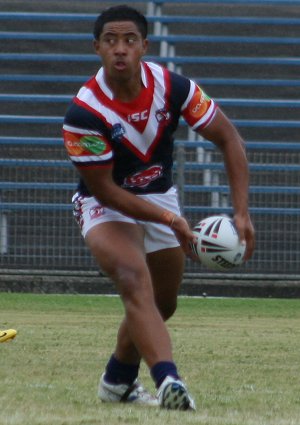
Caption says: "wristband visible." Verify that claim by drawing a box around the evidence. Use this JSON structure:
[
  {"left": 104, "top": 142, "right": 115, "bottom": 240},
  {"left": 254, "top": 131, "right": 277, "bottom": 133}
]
[{"left": 160, "top": 210, "right": 177, "bottom": 228}]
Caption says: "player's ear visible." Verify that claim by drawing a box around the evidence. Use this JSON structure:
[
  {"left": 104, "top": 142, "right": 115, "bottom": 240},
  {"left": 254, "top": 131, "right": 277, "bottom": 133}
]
[
  {"left": 93, "top": 39, "right": 101, "bottom": 55},
  {"left": 142, "top": 38, "right": 149, "bottom": 54}
]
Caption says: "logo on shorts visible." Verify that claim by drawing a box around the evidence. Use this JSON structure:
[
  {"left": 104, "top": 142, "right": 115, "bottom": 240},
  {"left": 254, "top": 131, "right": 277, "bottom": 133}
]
[
  {"left": 89, "top": 206, "right": 104, "bottom": 220},
  {"left": 123, "top": 165, "right": 163, "bottom": 188}
]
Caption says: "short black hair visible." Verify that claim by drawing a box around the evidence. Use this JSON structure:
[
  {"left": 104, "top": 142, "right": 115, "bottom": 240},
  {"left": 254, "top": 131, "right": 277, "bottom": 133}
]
[{"left": 93, "top": 5, "right": 148, "bottom": 40}]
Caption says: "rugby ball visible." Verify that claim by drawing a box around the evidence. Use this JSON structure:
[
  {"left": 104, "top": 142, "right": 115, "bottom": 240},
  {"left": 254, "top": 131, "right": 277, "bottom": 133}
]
[{"left": 192, "top": 215, "right": 246, "bottom": 271}]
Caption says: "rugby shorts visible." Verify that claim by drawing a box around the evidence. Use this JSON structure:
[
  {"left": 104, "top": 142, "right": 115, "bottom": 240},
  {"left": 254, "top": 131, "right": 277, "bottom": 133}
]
[{"left": 72, "top": 186, "right": 181, "bottom": 253}]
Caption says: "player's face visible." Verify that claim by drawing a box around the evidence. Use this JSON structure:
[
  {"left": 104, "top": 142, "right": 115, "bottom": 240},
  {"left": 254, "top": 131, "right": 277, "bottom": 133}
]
[{"left": 94, "top": 21, "right": 148, "bottom": 83}]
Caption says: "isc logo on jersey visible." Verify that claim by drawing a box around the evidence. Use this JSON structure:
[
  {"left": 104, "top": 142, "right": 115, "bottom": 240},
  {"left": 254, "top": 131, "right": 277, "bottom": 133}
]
[
  {"left": 127, "top": 109, "right": 148, "bottom": 123},
  {"left": 64, "top": 131, "right": 109, "bottom": 156},
  {"left": 188, "top": 87, "right": 211, "bottom": 119}
]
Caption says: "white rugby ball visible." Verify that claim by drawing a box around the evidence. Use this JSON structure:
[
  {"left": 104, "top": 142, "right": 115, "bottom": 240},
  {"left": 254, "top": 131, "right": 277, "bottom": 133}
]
[{"left": 192, "top": 215, "right": 246, "bottom": 271}]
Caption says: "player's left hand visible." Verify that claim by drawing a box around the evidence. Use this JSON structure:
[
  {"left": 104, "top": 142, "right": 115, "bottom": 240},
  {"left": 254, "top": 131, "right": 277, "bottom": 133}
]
[{"left": 233, "top": 212, "right": 255, "bottom": 261}]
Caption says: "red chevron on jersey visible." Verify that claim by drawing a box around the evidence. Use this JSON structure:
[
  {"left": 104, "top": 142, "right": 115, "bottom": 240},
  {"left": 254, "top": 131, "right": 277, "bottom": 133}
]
[
  {"left": 74, "top": 62, "right": 171, "bottom": 162},
  {"left": 63, "top": 61, "right": 217, "bottom": 195},
  {"left": 86, "top": 63, "right": 155, "bottom": 134}
]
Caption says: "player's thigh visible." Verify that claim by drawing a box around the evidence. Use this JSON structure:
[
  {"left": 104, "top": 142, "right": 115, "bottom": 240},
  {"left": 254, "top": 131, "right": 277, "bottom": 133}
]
[
  {"left": 146, "top": 246, "right": 185, "bottom": 319},
  {"left": 85, "top": 221, "right": 147, "bottom": 280}
]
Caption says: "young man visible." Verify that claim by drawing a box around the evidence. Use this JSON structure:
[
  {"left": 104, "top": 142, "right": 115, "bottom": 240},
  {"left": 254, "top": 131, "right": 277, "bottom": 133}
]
[{"left": 63, "top": 5, "right": 255, "bottom": 411}]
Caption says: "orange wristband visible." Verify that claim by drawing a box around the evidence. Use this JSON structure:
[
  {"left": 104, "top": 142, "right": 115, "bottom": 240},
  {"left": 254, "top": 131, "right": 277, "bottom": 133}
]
[{"left": 160, "top": 210, "right": 177, "bottom": 228}]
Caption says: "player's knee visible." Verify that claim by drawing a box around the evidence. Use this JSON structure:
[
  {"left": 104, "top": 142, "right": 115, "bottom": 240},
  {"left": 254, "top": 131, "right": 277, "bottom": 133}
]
[{"left": 113, "top": 264, "right": 152, "bottom": 301}]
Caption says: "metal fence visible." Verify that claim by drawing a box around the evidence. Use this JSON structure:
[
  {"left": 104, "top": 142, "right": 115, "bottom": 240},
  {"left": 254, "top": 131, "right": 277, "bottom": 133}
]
[
  {"left": 1, "top": 132, "right": 300, "bottom": 275},
  {"left": 0, "top": 0, "right": 300, "bottom": 276}
]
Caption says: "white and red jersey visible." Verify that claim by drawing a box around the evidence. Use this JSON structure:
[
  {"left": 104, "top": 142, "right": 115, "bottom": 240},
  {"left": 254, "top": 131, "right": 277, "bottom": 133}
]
[{"left": 63, "top": 61, "right": 217, "bottom": 195}]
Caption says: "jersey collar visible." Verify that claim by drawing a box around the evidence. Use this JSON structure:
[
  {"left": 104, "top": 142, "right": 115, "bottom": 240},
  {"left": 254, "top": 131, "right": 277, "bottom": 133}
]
[{"left": 96, "top": 63, "right": 148, "bottom": 100}]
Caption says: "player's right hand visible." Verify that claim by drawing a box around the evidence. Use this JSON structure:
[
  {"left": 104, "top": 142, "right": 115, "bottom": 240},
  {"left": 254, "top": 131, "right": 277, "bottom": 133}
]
[{"left": 171, "top": 216, "right": 199, "bottom": 260}]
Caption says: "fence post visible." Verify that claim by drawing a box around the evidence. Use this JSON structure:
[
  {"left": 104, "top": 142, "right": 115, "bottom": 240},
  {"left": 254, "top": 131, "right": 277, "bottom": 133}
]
[
  {"left": 147, "top": 1, "right": 163, "bottom": 36},
  {"left": 0, "top": 209, "right": 8, "bottom": 254}
]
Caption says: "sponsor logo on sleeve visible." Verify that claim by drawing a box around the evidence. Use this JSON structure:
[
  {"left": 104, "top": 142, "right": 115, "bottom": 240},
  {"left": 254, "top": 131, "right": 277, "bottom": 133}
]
[
  {"left": 188, "top": 87, "right": 211, "bottom": 119},
  {"left": 64, "top": 131, "right": 108, "bottom": 156},
  {"left": 64, "top": 132, "right": 84, "bottom": 155},
  {"left": 80, "top": 135, "right": 107, "bottom": 155}
]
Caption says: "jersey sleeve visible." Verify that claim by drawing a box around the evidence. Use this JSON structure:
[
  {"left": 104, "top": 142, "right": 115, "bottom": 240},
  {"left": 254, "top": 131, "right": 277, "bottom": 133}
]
[
  {"left": 63, "top": 103, "right": 113, "bottom": 168},
  {"left": 181, "top": 80, "right": 217, "bottom": 131}
]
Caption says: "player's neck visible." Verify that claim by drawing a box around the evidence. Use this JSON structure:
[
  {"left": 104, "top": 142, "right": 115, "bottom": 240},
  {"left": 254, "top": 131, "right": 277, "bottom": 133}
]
[{"left": 104, "top": 73, "right": 143, "bottom": 103}]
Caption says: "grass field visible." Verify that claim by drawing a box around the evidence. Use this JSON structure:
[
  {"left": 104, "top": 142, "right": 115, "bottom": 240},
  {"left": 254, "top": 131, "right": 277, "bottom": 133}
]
[{"left": 1, "top": 293, "right": 300, "bottom": 425}]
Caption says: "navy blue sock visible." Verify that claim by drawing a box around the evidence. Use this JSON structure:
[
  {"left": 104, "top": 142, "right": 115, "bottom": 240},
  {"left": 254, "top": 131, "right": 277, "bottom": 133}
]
[
  {"left": 104, "top": 355, "right": 140, "bottom": 386},
  {"left": 151, "top": 361, "right": 180, "bottom": 388}
]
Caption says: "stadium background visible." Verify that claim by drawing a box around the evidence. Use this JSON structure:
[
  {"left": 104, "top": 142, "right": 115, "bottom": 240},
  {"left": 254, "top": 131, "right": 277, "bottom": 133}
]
[{"left": 0, "top": 0, "right": 300, "bottom": 296}]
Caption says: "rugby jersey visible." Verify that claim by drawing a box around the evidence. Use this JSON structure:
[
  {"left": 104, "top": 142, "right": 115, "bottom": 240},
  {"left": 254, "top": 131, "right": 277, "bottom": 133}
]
[{"left": 63, "top": 61, "right": 217, "bottom": 195}]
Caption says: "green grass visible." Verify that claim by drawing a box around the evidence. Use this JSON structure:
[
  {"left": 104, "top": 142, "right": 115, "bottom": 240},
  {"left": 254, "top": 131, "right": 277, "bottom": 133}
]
[{"left": 1, "top": 293, "right": 300, "bottom": 425}]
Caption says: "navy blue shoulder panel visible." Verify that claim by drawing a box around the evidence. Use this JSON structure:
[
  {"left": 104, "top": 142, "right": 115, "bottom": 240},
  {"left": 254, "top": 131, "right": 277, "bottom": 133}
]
[
  {"left": 64, "top": 101, "right": 110, "bottom": 138},
  {"left": 168, "top": 71, "right": 191, "bottom": 110}
]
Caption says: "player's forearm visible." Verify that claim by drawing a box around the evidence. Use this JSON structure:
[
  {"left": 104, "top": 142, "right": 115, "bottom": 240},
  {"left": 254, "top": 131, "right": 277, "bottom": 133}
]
[
  {"left": 200, "top": 109, "right": 251, "bottom": 217},
  {"left": 223, "top": 143, "right": 250, "bottom": 217},
  {"left": 85, "top": 176, "right": 176, "bottom": 226},
  {"left": 76, "top": 165, "right": 178, "bottom": 226},
  {"left": 104, "top": 185, "right": 172, "bottom": 223}
]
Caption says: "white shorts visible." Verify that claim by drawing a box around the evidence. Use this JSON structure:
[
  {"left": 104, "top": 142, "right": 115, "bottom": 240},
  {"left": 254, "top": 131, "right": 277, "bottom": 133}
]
[{"left": 72, "top": 186, "right": 181, "bottom": 254}]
